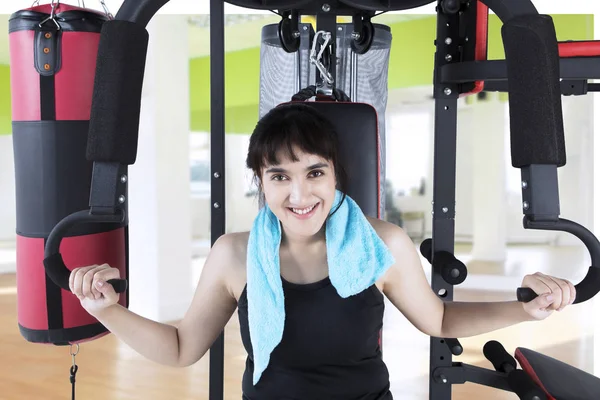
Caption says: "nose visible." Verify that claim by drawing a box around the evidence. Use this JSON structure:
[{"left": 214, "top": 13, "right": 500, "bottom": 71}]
[{"left": 289, "top": 179, "right": 310, "bottom": 205}]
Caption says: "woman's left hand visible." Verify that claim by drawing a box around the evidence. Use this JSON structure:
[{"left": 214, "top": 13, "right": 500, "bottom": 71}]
[{"left": 520, "top": 272, "right": 576, "bottom": 320}]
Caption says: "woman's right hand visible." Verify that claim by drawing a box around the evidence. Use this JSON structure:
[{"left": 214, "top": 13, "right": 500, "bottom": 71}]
[{"left": 69, "top": 264, "right": 121, "bottom": 317}]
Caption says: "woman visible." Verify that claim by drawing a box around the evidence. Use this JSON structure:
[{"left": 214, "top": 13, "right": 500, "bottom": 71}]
[{"left": 69, "top": 103, "right": 575, "bottom": 399}]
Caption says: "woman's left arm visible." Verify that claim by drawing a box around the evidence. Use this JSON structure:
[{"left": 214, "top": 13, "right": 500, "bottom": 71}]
[{"left": 377, "top": 221, "right": 576, "bottom": 339}]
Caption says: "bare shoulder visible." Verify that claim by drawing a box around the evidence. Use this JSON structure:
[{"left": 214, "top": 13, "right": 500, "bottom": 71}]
[
  {"left": 366, "top": 216, "right": 419, "bottom": 288},
  {"left": 211, "top": 231, "right": 249, "bottom": 263},
  {"left": 208, "top": 231, "right": 249, "bottom": 301},
  {"left": 366, "top": 216, "right": 413, "bottom": 248}
]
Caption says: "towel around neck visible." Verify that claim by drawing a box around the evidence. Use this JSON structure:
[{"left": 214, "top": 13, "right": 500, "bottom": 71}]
[{"left": 246, "top": 190, "right": 396, "bottom": 385}]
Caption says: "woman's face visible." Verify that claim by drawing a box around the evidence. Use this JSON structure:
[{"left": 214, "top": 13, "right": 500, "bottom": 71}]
[{"left": 261, "top": 146, "right": 337, "bottom": 240}]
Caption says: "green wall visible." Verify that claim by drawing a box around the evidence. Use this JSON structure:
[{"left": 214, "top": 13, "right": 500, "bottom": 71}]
[
  {"left": 0, "top": 14, "right": 594, "bottom": 136},
  {"left": 189, "top": 14, "right": 594, "bottom": 133},
  {"left": 0, "top": 65, "right": 11, "bottom": 135}
]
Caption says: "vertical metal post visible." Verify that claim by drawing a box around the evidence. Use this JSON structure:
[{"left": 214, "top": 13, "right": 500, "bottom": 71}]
[
  {"left": 351, "top": 51, "right": 358, "bottom": 101},
  {"left": 429, "top": 3, "right": 461, "bottom": 400},
  {"left": 209, "top": 0, "right": 225, "bottom": 399}
]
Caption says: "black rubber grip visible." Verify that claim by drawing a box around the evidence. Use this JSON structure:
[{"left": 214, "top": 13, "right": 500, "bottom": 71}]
[
  {"left": 420, "top": 238, "right": 433, "bottom": 263},
  {"left": 517, "top": 266, "right": 600, "bottom": 304},
  {"left": 483, "top": 340, "right": 517, "bottom": 373},
  {"left": 444, "top": 338, "right": 463, "bottom": 356},
  {"left": 419, "top": 238, "right": 467, "bottom": 285},
  {"left": 43, "top": 209, "right": 128, "bottom": 293},
  {"left": 43, "top": 252, "right": 127, "bottom": 293},
  {"left": 516, "top": 287, "right": 537, "bottom": 303}
]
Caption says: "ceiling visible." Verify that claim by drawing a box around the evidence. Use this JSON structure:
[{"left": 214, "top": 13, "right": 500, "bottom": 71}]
[{"left": 0, "top": 12, "right": 428, "bottom": 64}]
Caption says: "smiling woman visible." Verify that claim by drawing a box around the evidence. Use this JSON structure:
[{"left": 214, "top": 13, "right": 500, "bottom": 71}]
[
  {"left": 66, "top": 100, "right": 579, "bottom": 400},
  {"left": 245, "top": 103, "right": 347, "bottom": 240}
]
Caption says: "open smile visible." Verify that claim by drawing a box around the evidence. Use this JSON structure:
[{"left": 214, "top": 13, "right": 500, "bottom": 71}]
[{"left": 287, "top": 203, "right": 320, "bottom": 219}]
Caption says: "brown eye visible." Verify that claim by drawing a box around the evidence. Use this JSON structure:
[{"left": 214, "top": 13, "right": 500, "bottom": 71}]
[{"left": 309, "top": 170, "right": 324, "bottom": 178}]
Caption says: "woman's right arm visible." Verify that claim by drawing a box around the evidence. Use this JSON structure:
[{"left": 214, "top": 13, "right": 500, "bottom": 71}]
[{"left": 70, "top": 234, "right": 239, "bottom": 368}]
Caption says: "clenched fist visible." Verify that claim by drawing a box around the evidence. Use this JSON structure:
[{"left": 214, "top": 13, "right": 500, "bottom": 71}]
[
  {"left": 521, "top": 272, "right": 576, "bottom": 320},
  {"left": 69, "top": 264, "right": 121, "bottom": 317}
]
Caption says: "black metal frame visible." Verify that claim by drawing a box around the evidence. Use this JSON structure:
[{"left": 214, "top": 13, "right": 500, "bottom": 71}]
[
  {"left": 209, "top": 1, "right": 226, "bottom": 399},
  {"left": 96, "top": 0, "right": 600, "bottom": 399}
]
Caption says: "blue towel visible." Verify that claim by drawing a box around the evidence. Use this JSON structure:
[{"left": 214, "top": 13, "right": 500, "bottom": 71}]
[{"left": 246, "top": 190, "right": 396, "bottom": 385}]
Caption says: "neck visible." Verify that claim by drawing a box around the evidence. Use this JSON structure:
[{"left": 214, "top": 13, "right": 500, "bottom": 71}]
[{"left": 281, "top": 224, "right": 326, "bottom": 251}]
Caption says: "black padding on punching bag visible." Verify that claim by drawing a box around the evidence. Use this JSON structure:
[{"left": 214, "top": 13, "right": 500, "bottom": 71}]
[
  {"left": 501, "top": 15, "right": 566, "bottom": 168},
  {"left": 13, "top": 121, "right": 124, "bottom": 237},
  {"left": 87, "top": 20, "right": 149, "bottom": 165}
]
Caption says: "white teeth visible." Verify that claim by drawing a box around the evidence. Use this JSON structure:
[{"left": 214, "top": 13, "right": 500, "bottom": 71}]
[{"left": 292, "top": 204, "right": 316, "bottom": 215}]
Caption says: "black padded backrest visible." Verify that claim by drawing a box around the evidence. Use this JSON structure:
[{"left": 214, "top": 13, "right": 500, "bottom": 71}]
[{"left": 295, "top": 101, "right": 381, "bottom": 219}]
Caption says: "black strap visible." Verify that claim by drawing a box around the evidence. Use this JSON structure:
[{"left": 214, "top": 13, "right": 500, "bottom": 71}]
[
  {"left": 291, "top": 85, "right": 351, "bottom": 102},
  {"left": 39, "top": 74, "right": 56, "bottom": 120},
  {"left": 37, "top": 26, "right": 59, "bottom": 120},
  {"left": 69, "top": 345, "right": 79, "bottom": 400},
  {"left": 43, "top": 237, "right": 65, "bottom": 341},
  {"left": 70, "top": 364, "right": 78, "bottom": 400}
]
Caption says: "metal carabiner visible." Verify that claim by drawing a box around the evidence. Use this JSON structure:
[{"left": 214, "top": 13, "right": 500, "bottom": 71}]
[
  {"left": 309, "top": 31, "right": 334, "bottom": 85},
  {"left": 38, "top": 0, "right": 61, "bottom": 31}
]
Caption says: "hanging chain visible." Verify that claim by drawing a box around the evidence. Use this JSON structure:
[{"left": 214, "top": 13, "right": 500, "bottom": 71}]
[
  {"left": 78, "top": 0, "right": 86, "bottom": 8},
  {"left": 69, "top": 344, "right": 79, "bottom": 400}
]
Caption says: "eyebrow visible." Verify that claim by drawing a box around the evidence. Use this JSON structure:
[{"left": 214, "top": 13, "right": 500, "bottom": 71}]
[{"left": 265, "top": 163, "right": 329, "bottom": 174}]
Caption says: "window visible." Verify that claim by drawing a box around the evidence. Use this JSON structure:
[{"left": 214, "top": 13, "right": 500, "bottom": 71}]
[
  {"left": 190, "top": 132, "right": 210, "bottom": 197},
  {"left": 504, "top": 104, "right": 522, "bottom": 195},
  {"left": 385, "top": 110, "right": 431, "bottom": 197}
]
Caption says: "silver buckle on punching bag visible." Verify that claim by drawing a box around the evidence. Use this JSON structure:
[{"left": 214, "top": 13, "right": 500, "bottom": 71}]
[
  {"left": 38, "top": 0, "right": 61, "bottom": 31},
  {"left": 35, "top": 0, "right": 62, "bottom": 76}
]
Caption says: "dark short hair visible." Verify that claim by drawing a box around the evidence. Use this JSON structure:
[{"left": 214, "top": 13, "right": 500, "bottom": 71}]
[{"left": 246, "top": 102, "right": 347, "bottom": 214}]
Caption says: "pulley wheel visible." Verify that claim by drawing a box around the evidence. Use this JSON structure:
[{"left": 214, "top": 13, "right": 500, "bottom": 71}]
[{"left": 278, "top": 18, "right": 300, "bottom": 53}]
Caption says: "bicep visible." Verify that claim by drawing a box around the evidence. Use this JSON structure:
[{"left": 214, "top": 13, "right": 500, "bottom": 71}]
[
  {"left": 382, "top": 228, "right": 444, "bottom": 337},
  {"left": 176, "top": 235, "right": 239, "bottom": 366}
]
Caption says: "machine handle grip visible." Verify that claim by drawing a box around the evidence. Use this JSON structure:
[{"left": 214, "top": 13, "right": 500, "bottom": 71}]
[
  {"left": 516, "top": 266, "right": 600, "bottom": 305},
  {"left": 516, "top": 287, "right": 537, "bottom": 303},
  {"left": 43, "top": 210, "right": 128, "bottom": 293}
]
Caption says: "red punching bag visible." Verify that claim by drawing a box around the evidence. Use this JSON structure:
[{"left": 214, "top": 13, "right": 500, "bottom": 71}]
[{"left": 9, "top": 2, "right": 129, "bottom": 345}]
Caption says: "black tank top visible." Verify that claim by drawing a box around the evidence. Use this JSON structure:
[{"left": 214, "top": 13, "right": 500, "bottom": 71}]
[{"left": 237, "top": 275, "right": 393, "bottom": 400}]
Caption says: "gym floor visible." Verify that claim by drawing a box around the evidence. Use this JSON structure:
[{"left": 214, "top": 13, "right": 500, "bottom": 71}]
[{"left": 0, "top": 244, "right": 594, "bottom": 400}]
